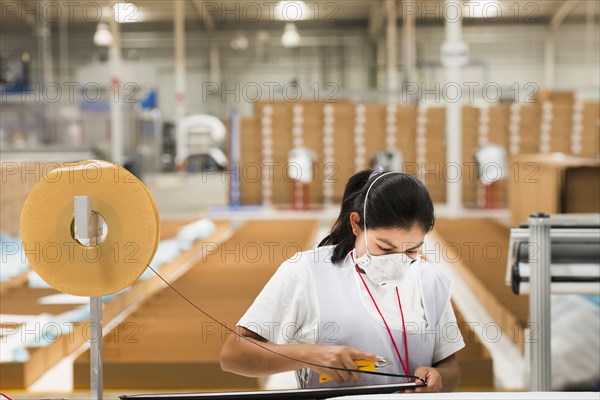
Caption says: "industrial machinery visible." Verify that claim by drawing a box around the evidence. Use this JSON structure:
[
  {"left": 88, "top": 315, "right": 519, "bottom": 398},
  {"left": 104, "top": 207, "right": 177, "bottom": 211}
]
[
  {"left": 175, "top": 114, "right": 228, "bottom": 172},
  {"left": 506, "top": 214, "right": 600, "bottom": 391}
]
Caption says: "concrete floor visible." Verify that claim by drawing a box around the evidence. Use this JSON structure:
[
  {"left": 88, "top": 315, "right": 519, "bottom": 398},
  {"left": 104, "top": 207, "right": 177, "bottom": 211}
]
[{"left": 148, "top": 173, "right": 228, "bottom": 220}]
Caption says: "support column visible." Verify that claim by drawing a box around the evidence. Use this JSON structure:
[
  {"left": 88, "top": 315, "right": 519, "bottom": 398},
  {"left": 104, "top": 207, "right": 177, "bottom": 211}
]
[
  {"left": 59, "top": 14, "right": 69, "bottom": 82},
  {"left": 174, "top": 0, "right": 187, "bottom": 168},
  {"left": 585, "top": 1, "right": 595, "bottom": 66},
  {"left": 402, "top": 1, "right": 417, "bottom": 86},
  {"left": 544, "top": 34, "right": 555, "bottom": 89},
  {"left": 209, "top": 44, "right": 220, "bottom": 115},
  {"left": 443, "top": 0, "right": 464, "bottom": 215},
  {"left": 109, "top": 5, "right": 123, "bottom": 166},
  {"left": 41, "top": 0, "right": 54, "bottom": 85},
  {"left": 528, "top": 213, "right": 552, "bottom": 391},
  {"left": 386, "top": 0, "right": 399, "bottom": 99}
]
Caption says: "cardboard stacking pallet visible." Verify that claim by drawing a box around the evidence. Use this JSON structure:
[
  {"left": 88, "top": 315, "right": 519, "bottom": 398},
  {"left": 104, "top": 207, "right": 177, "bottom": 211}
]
[
  {"left": 431, "top": 218, "right": 529, "bottom": 353},
  {"left": 73, "top": 219, "right": 318, "bottom": 390},
  {"left": 0, "top": 221, "right": 234, "bottom": 389}
]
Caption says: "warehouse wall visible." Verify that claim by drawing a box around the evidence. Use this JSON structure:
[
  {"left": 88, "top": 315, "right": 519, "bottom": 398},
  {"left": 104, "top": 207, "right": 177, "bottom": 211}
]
[
  {"left": 418, "top": 23, "right": 600, "bottom": 90},
  {"left": 1, "top": 23, "right": 598, "bottom": 122}
]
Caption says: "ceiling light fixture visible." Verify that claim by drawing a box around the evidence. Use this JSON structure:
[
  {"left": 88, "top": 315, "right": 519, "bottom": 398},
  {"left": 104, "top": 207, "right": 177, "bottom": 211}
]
[
  {"left": 231, "top": 32, "right": 250, "bottom": 50},
  {"left": 281, "top": 23, "right": 301, "bottom": 48},
  {"left": 93, "top": 22, "right": 113, "bottom": 46}
]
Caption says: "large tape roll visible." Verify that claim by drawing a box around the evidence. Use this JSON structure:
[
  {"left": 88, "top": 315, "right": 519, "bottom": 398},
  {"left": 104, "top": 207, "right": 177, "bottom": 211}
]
[{"left": 20, "top": 160, "right": 160, "bottom": 296}]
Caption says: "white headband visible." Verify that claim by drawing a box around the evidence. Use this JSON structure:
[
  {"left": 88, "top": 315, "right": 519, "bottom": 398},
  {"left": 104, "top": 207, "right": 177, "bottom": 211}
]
[{"left": 362, "top": 171, "right": 398, "bottom": 252}]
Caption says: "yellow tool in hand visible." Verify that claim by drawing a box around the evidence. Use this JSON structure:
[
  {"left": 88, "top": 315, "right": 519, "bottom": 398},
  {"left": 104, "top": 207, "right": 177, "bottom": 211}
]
[{"left": 319, "top": 358, "right": 392, "bottom": 384}]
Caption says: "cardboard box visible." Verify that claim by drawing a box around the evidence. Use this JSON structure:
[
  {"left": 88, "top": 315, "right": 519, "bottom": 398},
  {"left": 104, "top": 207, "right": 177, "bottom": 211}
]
[
  {"left": 536, "top": 90, "right": 575, "bottom": 103},
  {"left": 508, "top": 153, "right": 600, "bottom": 226}
]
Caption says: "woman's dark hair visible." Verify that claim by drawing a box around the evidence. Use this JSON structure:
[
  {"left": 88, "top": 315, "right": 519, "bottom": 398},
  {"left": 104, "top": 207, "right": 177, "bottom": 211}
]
[{"left": 319, "top": 170, "right": 435, "bottom": 263}]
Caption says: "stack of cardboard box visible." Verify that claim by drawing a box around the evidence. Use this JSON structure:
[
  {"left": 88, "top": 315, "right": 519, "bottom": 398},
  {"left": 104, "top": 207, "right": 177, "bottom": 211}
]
[
  {"left": 396, "top": 105, "right": 418, "bottom": 169},
  {"left": 543, "top": 91, "right": 575, "bottom": 154},
  {"left": 581, "top": 101, "right": 600, "bottom": 158},
  {"left": 363, "top": 104, "right": 387, "bottom": 169},
  {"left": 262, "top": 101, "right": 294, "bottom": 205},
  {"left": 509, "top": 153, "right": 600, "bottom": 226},
  {"left": 238, "top": 117, "right": 261, "bottom": 205},
  {"left": 0, "top": 162, "right": 54, "bottom": 237},
  {"left": 300, "top": 101, "right": 325, "bottom": 205},
  {"left": 330, "top": 100, "right": 358, "bottom": 202},
  {"left": 487, "top": 104, "right": 511, "bottom": 206},
  {"left": 239, "top": 97, "right": 600, "bottom": 208},
  {"left": 517, "top": 103, "right": 542, "bottom": 153},
  {"left": 461, "top": 106, "right": 480, "bottom": 207},
  {"left": 424, "top": 107, "right": 447, "bottom": 204}
]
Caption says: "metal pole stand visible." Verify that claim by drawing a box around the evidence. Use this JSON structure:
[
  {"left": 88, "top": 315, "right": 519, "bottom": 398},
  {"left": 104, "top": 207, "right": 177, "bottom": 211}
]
[
  {"left": 75, "top": 196, "right": 103, "bottom": 400},
  {"left": 528, "top": 212, "right": 551, "bottom": 391}
]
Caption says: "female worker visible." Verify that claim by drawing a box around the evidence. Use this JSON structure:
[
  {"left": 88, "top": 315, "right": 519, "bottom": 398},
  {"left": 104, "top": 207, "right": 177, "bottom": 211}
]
[{"left": 220, "top": 169, "right": 464, "bottom": 392}]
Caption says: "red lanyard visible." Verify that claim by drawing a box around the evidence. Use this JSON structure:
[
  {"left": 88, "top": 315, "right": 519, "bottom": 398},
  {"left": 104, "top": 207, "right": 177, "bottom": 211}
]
[{"left": 355, "top": 264, "right": 410, "bottom": 378}]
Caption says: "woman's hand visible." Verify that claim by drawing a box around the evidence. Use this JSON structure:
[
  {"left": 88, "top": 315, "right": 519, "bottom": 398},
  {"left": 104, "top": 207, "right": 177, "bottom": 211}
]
[
  {"left": 405, "top": 366, "right": 443, "bottom": 393},
  {"left": 300, "top": 344, "right": 380, "bottom": 384}
]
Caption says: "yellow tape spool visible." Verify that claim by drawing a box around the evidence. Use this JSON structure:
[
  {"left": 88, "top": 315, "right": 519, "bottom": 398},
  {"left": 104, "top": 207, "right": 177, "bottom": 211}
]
[{"left": 20, "top": 160, "right": 160, "bottom": 296}]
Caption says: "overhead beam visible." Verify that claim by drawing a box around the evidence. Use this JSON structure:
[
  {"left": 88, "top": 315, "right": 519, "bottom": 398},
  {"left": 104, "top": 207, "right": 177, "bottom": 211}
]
[
  {"left": 192, "top": 0, "right": 216, "bottom": 32},
  {"left": 109, "top": 0, "right": 124, "bottom": 166},
  {"left": 174, "top": 0, "right": 187, "bottom": 163},
  {"left": 386, "top": 0, "right": 399, "bottom": 95},
  {"left": 444, "top": 0, "right": 463, "bottom": 215},
  {"left": 550, "top": 0, "right": 579, "bottom": 30},
  {"left": 403, "top": 1, "right": 417, "bottom": 85}
]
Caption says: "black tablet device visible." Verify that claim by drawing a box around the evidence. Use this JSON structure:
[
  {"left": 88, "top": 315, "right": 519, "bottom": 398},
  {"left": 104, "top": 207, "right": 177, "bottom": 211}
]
[{"left": 119, "top": 382, "right": 421, "bottom": 400}]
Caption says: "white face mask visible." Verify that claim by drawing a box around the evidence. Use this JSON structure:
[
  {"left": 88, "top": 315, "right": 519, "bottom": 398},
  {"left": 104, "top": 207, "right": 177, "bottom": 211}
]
[
  {"left": 354, "top": 249, "right": 417, "bottom": 286},
  {"left": 353, "top": 171, "right": 420, "bottom": 287}
]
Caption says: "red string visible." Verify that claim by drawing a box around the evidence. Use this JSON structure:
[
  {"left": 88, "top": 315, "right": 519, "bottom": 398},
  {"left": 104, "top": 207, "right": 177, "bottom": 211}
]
[
  {"left": 395, "top": 286, "right": 410, "bottom": 374},
  {"left": 356, "top": 266, "right": 410, "bottom": 378}
]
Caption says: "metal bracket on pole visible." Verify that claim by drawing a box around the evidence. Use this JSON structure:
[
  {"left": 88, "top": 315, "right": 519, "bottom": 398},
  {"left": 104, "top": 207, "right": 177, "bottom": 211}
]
[
  {"left": 74, "top": 196, "right": 103, "bottom": 400},
  {"left": 528, "top": 212, "right": 551, "bottom": 391}
]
